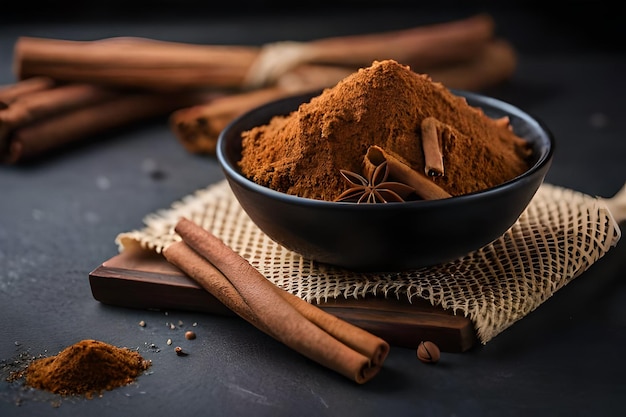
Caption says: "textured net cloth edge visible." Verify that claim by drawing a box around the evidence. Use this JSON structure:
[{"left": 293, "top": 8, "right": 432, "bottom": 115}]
[{"left": 115, "top": 180, "right": 621, "bottom": 344}]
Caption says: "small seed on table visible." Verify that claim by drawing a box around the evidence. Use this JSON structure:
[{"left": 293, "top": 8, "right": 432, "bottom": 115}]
[
  {"left": 185, "top": 331, "right": 196, "bottom": 340},
  {"left": 417, "top": 341, "right": 440, "bottom": 364}
]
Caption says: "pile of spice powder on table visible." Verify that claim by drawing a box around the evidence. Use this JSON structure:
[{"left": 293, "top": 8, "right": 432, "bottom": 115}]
[
  {"left": 25, "top": 339, "right": 151, "bottom": 398},
  {"left": 239, "top": 59, "right": 532, "bottom": 202}
]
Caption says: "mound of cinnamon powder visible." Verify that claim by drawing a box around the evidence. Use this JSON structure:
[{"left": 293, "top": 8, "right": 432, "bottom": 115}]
[
  {"left": 239, "top": 59, "right": 531, "bottom": 201},
  {"left": 25, "top": 339, "right": 151, "bottom": 398}
]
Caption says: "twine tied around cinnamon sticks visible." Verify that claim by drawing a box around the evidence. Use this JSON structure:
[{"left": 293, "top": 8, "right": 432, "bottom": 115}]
[
  {"left": 163, "top": 217, "right": 390, "bottom": 384},
  {"left": 1, "top": 13, "right": 518, "bottom": 163}
]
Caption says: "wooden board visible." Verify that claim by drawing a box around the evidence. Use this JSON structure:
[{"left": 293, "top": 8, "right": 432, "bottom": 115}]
[{"left": 89, "top": 249, "right": 477, "bottom": 352}]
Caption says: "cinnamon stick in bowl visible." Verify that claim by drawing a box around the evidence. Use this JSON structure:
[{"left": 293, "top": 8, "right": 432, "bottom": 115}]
[{"left": 163, "top": 218, "right": 390, "bottom": 384}]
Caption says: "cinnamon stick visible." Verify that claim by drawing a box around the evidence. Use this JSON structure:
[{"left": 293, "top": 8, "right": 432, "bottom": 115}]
[
  {"left": 0, "top": 76, "right": 55, "bottom": 105},
  {"left": 299, "top": 13, "right": 495, "bottom": 70},
  {"left": 170, "top": 88, "right": 290, "bottom": 155},
  {"left": 0, "top": 83, "right": 119, "bottom": 148},
  {"left": 364, "top": 145, "right": 451, "bottom": 200},
  {"left": 14, "top": 14, "right": 497, "bottom": 92},
  {"left": 421, "top": 117, "right": 446, "bottom": 177},
  {"left": 163, "top": 217, "right": 389, "bottom": 384},
  {"left": 14, "top": 36, "right": 260, "bottom": 91},
  {"left": 2, "top": 90, "right": 211, "bottom": 164}
]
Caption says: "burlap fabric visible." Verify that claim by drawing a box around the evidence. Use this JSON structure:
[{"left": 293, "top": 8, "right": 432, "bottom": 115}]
[{"left": 116, "top": 180, "right": 622, "bottom": 344}]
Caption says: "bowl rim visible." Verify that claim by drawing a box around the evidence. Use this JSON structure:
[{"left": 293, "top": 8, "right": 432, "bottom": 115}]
[{"left": 217, "top": 89, "right": 555, "bottom": 211}]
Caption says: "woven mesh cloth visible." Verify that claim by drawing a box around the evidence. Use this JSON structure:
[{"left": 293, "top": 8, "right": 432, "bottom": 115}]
[{"left": 116, "top": 180, "right": 622, "bottom": 344}]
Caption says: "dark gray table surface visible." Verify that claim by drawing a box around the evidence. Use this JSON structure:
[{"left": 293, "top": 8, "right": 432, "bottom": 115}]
[{"left": 1, "top": 3, "right": 625, "bottom": 416}]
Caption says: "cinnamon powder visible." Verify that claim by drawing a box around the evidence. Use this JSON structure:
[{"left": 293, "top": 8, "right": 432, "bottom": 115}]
[
  {"left": 239, "top": 59, "right": 531, "bottom": 201},
  {"left": 25, "top": 339, "right": 151, "bottom": 398}
]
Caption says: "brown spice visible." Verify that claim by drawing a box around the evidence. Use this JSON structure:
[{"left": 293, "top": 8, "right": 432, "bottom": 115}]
[
  {"left": 25, "top": 339, "right": 151, "bottom": 398},
  {"left": 417, "top": 340, "right": 441, "bottom": 364},
  {"left": 239, "top": 59, "right": 531, "bottom": 201}
]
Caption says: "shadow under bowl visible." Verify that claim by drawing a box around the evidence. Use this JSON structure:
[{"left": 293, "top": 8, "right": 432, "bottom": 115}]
[{"left": 217, "top": 90, "right": 554, "bottom": 272}]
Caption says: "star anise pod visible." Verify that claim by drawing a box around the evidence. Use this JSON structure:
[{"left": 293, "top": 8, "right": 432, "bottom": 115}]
[{"left": 334, "top": 161, "right": 415, "bottom": 203}]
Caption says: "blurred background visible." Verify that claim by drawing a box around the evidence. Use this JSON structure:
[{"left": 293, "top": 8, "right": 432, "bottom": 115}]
[
  {"left": 0, "top": 0, "right": 623, "bottom": 196},
  {"left": 0, "top": 1, "right": 623, "bottom": 53}
]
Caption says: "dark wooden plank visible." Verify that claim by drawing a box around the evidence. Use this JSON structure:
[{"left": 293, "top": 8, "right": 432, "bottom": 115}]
[{"left": 89, "top": 249, "right": 477, "bottom": 352}]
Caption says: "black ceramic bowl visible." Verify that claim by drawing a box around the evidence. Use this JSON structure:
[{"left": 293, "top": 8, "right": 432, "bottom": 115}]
[{"left": 217, "top": 90, "right": 554, "bottom": 272}]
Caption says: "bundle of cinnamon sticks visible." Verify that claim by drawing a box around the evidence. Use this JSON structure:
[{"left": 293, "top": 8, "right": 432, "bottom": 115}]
[{"left": 2, "top": 13, "right": 516, "bottom": 163}]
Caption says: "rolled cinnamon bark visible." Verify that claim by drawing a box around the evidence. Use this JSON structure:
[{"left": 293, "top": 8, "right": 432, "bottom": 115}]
[
  {"left": 0, "top": 83, "right": 118, "bottom": 147},
  {"left": 14, "top": 14, "right": 497, "bottom": 92},
  {"left": 2, "top": 91, "right": 211, "bottom": 163},
  {"left": 421, "top": 117, "right": 446, "bottom": 177},
  {"left": 275, "top": 288, "right": 388, "bottom": 365},
  {"left": 365, "top": 145, "right": 452, "bottom": 200},
  {"left": 15, "top": 36, "right": 260, "bottom": 91},
  {"left": 170, "top": 88, "right": 288, "bottom": 155},
  {"left": 301, "top": 13, "right": 495, "bottom": 70},
  {"left": 163, "top": 217, "right": 389, "bottom": 384},
  {"left": 0, "top": 76, "right": 55, "bottom": 105}
]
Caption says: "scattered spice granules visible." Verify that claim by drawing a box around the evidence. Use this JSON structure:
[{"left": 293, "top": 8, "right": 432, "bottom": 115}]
[
  {"left": 25, "top": 339, "right": 151, "bottom": 398},
  {"left": 239, "top": 59, "right": 532, "bottom": 201}
]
